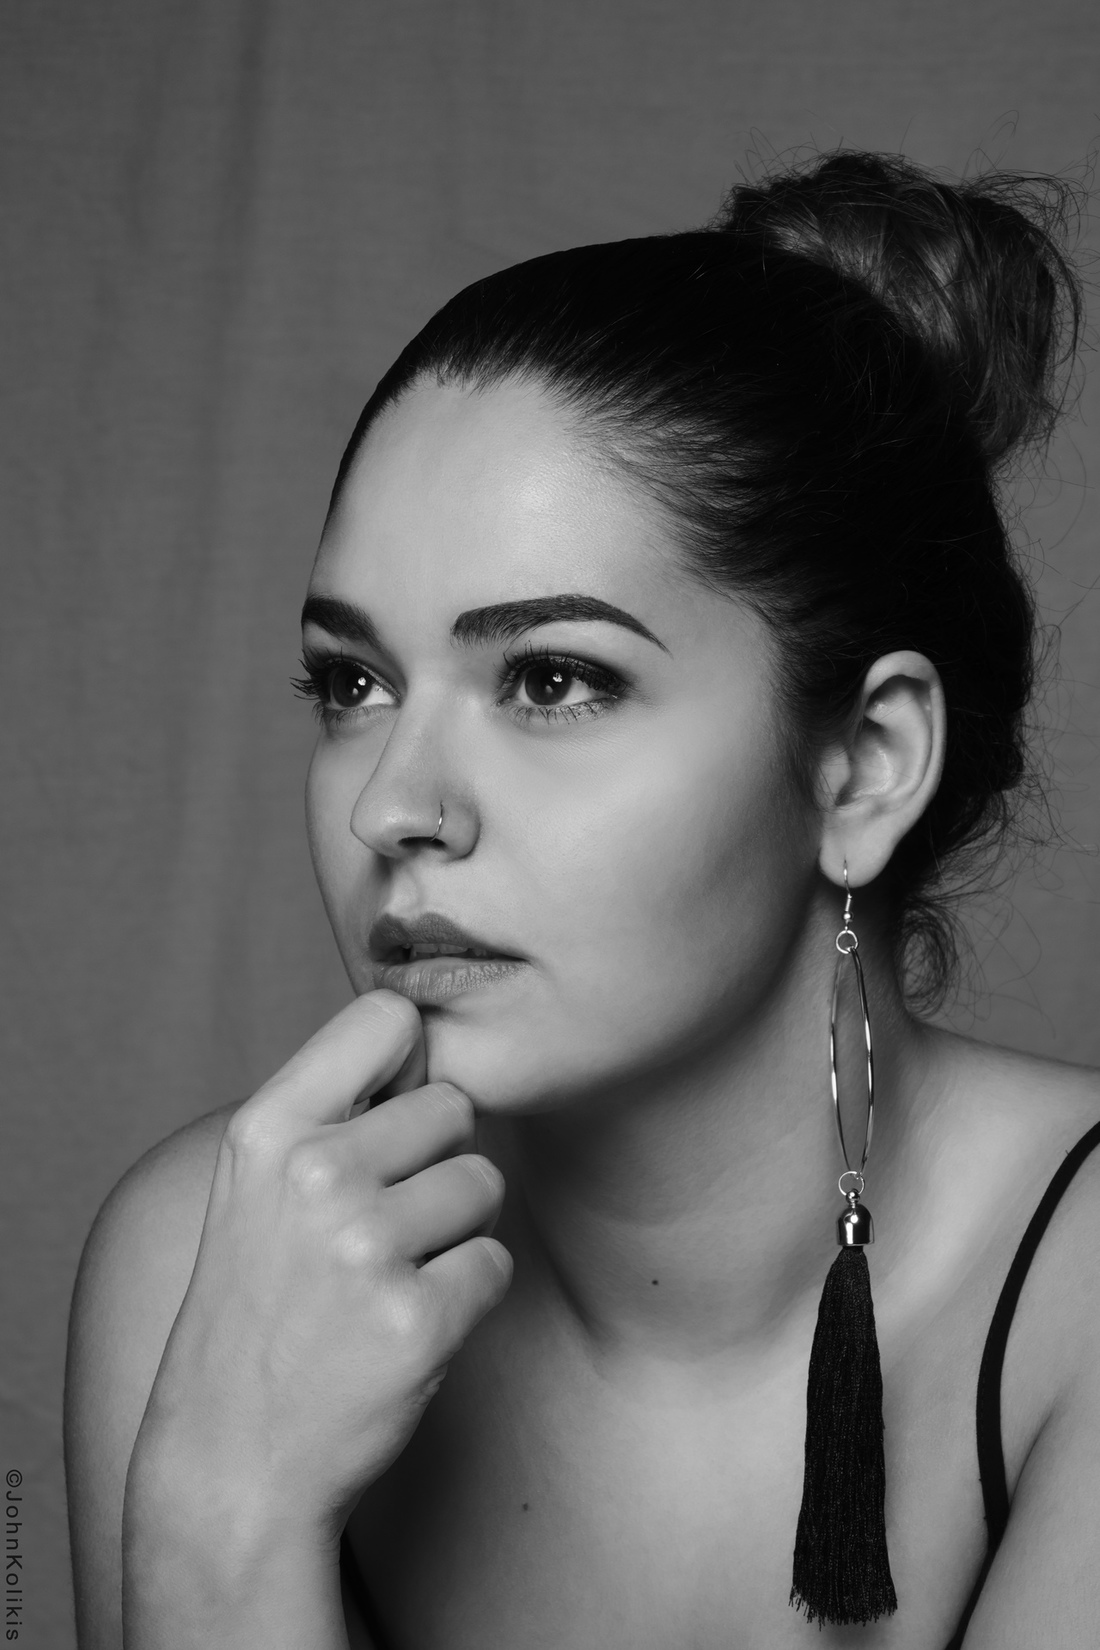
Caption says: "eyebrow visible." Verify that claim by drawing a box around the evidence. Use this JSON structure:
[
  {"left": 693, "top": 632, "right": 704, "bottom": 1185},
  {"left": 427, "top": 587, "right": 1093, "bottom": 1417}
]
[{"left": 300, "top": 592, "right": 670, "bottom": 654}]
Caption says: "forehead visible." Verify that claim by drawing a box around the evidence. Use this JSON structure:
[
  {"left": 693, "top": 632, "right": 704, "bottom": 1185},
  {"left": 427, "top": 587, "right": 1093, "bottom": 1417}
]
[{"left": 312, "top": 376, "right": 687, "bottom": 614}]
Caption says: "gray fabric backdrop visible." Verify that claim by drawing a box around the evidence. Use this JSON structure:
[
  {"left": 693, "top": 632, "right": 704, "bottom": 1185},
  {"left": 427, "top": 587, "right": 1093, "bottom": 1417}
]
[{"left": 3, "top": 2, "right": 1098, "bottom": 1643}]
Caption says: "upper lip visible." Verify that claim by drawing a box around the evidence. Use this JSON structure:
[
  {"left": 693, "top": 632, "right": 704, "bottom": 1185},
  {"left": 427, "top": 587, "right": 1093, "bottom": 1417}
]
[{"left": 369, "top": 911, "right": 521, "bottom": 964}]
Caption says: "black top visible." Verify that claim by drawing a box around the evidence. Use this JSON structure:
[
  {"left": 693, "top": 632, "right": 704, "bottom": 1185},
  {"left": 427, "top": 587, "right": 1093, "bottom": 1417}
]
[{"left": 341, "top": 1118, "right": 1100, "bottom": 1649}]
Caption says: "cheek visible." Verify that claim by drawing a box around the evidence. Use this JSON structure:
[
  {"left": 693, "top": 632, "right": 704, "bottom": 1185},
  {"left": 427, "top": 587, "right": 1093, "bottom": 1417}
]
[
  {"left": 542, "top": 724, "right": 809, "bottom": 1002},
  {"left": 304, "top": 742, "right": 369, "bottom": 948},
  {"left": 432, "top": 712, "right": 818, "bottom": 1109},
  {"left": 304, "top": 744, "right": 338, "bottom": 890}
]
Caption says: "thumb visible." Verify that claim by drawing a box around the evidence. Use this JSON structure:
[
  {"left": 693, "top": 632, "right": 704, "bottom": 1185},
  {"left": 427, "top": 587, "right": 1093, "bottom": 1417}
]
[{"left": 368, "top": 1004, "right": 427, "bottom": 1105}]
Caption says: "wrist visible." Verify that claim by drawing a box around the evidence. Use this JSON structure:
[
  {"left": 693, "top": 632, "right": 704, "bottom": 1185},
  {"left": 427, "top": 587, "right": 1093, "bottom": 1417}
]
[
  {"left": 127, "top": 1398, "right": 341, "bottom": 1544},
  {"left": 123, "top": 1455, "right": 345, "bottom": 1649}
]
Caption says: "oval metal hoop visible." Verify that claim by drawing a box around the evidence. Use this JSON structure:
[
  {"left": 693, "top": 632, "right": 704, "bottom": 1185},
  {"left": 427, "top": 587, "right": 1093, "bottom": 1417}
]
[{"left": 829, "top": 936, "right": 875, "bottom": 1178}]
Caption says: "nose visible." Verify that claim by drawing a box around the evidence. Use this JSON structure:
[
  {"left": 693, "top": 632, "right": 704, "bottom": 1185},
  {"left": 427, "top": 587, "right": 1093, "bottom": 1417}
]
[{"left": 348, "top": 700, "right": 476, "bottom": 860}]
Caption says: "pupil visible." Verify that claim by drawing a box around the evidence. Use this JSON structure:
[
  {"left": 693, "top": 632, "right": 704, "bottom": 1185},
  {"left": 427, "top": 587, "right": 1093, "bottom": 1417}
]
[
  {"left": 527, "top": 665, "right": 569, "bottom": 705},
  {"left": 331, "top": 664, "right": 369, "bottom": 708}
]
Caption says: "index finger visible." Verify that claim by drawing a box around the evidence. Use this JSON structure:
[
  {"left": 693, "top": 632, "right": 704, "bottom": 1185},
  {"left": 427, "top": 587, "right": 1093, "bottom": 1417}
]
[{"left": 246, "top": 990, "right": 425, "bottom": 1130}]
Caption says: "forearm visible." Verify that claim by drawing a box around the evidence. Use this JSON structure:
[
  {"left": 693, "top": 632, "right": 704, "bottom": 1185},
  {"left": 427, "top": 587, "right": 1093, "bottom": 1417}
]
[{"left": 122, "top": 1451, "right": 350, "bottom": 1650}]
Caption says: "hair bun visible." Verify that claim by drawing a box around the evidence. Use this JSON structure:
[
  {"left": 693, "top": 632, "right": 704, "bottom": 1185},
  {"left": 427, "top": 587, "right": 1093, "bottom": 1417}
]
[{"left": 714, "top": 151, "right": 1083, "bottom": 467}]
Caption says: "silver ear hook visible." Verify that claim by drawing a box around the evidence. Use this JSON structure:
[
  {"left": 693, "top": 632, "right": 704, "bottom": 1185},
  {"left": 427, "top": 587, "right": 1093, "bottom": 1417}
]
[
  {"left": 831, "top": 861, "right": 875, "bottom": 1207},
  {"left": 430, "top": 802, "right": 444, "bottom": 843}
]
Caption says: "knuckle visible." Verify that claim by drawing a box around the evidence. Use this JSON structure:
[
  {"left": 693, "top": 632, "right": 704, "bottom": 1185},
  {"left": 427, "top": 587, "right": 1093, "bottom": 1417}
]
[
  {"left": 222, "top": 1104, "right": 278, "bottom": 1161},
  {"left": 460, "top": 1241, "right": 513, "bottom": 1318},
  {"left": 362, "top": 988, "right": 421, "bottom": 1038},
  {"left": 420, "top": 1242, "right": 510, "bottom": 1338},
  {"left": 282, "top": 1139, "right": 341, "bottom": 1202},
  {"left": 362, "top": 1271, "right": 437, "bottom": 1350},
  {"left": 476, "top": 1237, "right": 514, "bottom": 1291},
  {"left": 426, "top": 1083, "right": 474, "bottom": 1128},
  {"left": 460, "top": 1154, "right": 505, "bottom": 1200},
  {"left": 330, "top": 1216, "right": 390, "bottom": 1272}
]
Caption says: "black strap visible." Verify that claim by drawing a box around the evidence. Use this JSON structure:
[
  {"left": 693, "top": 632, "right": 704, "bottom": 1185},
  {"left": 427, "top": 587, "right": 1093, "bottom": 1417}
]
[
  {"left": 975, "top": 1118, "right": 1100, "bottom": 1539},
  {"left": 944, "top": 1117, "right": 1100, "bottom": 1648}
]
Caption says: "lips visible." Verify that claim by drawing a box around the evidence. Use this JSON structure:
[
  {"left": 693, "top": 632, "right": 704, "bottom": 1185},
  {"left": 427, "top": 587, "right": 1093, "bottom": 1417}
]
[
  {"left": 368, "top": 912, "right": 526, "bottom": 1005},
  {"left": 368, "top": 910, "right": 522, "bottom": 966}
]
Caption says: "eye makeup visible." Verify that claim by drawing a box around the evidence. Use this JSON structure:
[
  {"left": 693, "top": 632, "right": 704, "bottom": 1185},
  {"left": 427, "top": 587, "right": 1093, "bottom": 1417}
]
[
  {"left": 495, "top": 641, "right": 627, "bottom": 725},
  {"left": 292, "top": 640, "right": 628, "bottom": 729}
]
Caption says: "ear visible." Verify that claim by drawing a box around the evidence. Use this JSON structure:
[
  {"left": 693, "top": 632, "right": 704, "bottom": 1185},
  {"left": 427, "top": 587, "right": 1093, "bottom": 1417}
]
[{"left": 817, "top": 650, "right": 946, "bottom": 889}]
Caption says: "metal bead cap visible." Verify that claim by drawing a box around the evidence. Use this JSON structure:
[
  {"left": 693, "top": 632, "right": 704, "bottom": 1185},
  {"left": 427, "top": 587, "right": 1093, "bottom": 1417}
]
[{"left": 837, "top": 1196, "right": 875, "bottom": 1248}]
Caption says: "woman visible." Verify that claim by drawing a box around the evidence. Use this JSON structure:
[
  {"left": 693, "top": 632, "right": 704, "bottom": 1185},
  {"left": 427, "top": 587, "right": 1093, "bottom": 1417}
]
[{"left": 65, "top": 150, "right": 1098, "bottom": 1649}]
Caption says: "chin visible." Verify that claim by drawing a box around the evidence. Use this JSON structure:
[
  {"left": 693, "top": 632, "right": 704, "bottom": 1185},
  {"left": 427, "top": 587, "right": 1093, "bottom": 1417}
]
[
  {"left": 417, "top": 1011, "right": 554, "bottom": 1113},
  {"left": 418, "top": 1002, "right": 628, "bottom": 1117}
]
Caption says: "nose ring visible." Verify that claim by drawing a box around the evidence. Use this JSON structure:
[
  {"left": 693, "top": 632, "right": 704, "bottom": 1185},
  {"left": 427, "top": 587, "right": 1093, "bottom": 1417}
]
[{"left": 431, "top": 802, "right": 444, "bottom": 843}]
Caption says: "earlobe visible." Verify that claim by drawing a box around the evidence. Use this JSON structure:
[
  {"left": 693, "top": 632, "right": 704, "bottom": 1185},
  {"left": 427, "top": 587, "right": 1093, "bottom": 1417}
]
[{"left": 818, "top": 651, "right": 946, "bottom": 888}]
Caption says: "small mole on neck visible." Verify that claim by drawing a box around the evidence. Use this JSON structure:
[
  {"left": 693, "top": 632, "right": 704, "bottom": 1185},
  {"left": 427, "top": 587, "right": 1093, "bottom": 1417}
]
[
  {"left": 651, "top": 1278, "right": 659, "bottom": 1285},
  {"left": 522, "top": 1502, "right": 530, "bottom": 1512}
]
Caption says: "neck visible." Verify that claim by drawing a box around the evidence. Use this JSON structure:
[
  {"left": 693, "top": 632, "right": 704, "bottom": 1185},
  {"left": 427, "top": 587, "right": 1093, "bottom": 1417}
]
[{"left": 487, "top": 911, "right": 938, "bottom": 1365}]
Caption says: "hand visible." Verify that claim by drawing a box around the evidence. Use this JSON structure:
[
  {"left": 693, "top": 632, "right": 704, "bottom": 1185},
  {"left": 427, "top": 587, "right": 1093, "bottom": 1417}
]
[{"left": 128, "top": 989, "right": 512, "bottom": 1544}]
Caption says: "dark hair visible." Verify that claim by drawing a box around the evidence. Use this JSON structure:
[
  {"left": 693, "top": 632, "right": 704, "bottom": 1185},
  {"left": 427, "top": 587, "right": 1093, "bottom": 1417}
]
[{"left": 330, "top": 151, "right": 1083, "bottom": 1008}]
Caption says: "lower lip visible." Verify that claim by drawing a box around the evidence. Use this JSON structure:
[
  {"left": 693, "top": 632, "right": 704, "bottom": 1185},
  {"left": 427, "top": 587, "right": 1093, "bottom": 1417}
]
[{"left": 373, "top": 955, "right": 527, "bottom": 1005}]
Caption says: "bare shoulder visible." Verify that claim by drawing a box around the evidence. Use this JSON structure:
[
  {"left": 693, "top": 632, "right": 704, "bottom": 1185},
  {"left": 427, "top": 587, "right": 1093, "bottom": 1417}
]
[
  {"left": 912, "top": 1027, "right": 1100, "bottom": 1392},
  {"left": 927, "top": 1025, "right": 1100, "bottom": 1171},
  {"left": 64, "top": 1098, "right": 244, "bottom": 1650},
  {"left": 987, "top": 1036, "right": 1100, "bottom": 1335},
  {"left": 931, "top": 1025, "right": 1100, "bottom": 1275},
  {"left": 935, "top": 1025, "right": 1100, "bottom": 1388},
  {"left": 986, "top": 1038, "right": 1100, "bottom": 1115},
  {"left": 990, "top": 1039, "right": 1100, "bottom": 1339}
]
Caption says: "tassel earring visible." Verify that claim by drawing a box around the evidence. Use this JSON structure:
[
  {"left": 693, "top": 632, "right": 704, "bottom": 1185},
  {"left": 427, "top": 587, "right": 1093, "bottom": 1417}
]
[{"left": 790, "top": 867, "right": 898, "bottom": 1626}]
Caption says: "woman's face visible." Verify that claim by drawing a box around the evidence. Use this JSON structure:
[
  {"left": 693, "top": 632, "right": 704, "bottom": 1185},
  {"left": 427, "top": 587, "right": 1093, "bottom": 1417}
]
[{"left": 304, "top": 377, "right": 822, "bottom": 1113}]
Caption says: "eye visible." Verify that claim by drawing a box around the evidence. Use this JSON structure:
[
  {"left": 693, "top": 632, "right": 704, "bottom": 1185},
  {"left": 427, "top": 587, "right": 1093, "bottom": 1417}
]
[
  {"left": 519, "top": 661, "right": 580, "bottom": 707},
  {"left": 291, "top": 653, "right": 396, "bottom": 723},
  {"left": 326, "top": 660, "right": 378, "bottom": 710},
  {"left": 500, "top": 645, "right": 625, "bottom": 724}
]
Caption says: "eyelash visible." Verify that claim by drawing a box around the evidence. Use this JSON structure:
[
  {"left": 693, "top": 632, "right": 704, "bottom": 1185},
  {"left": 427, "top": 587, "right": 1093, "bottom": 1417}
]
[{"left": 291, "top": 641, "right": 627, "bottom": 729}]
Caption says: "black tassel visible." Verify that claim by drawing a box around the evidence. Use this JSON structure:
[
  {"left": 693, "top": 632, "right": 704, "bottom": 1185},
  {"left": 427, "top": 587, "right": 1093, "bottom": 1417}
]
[{"left": 790, "top": 1242, "right": 897, "bottom": 1626}]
